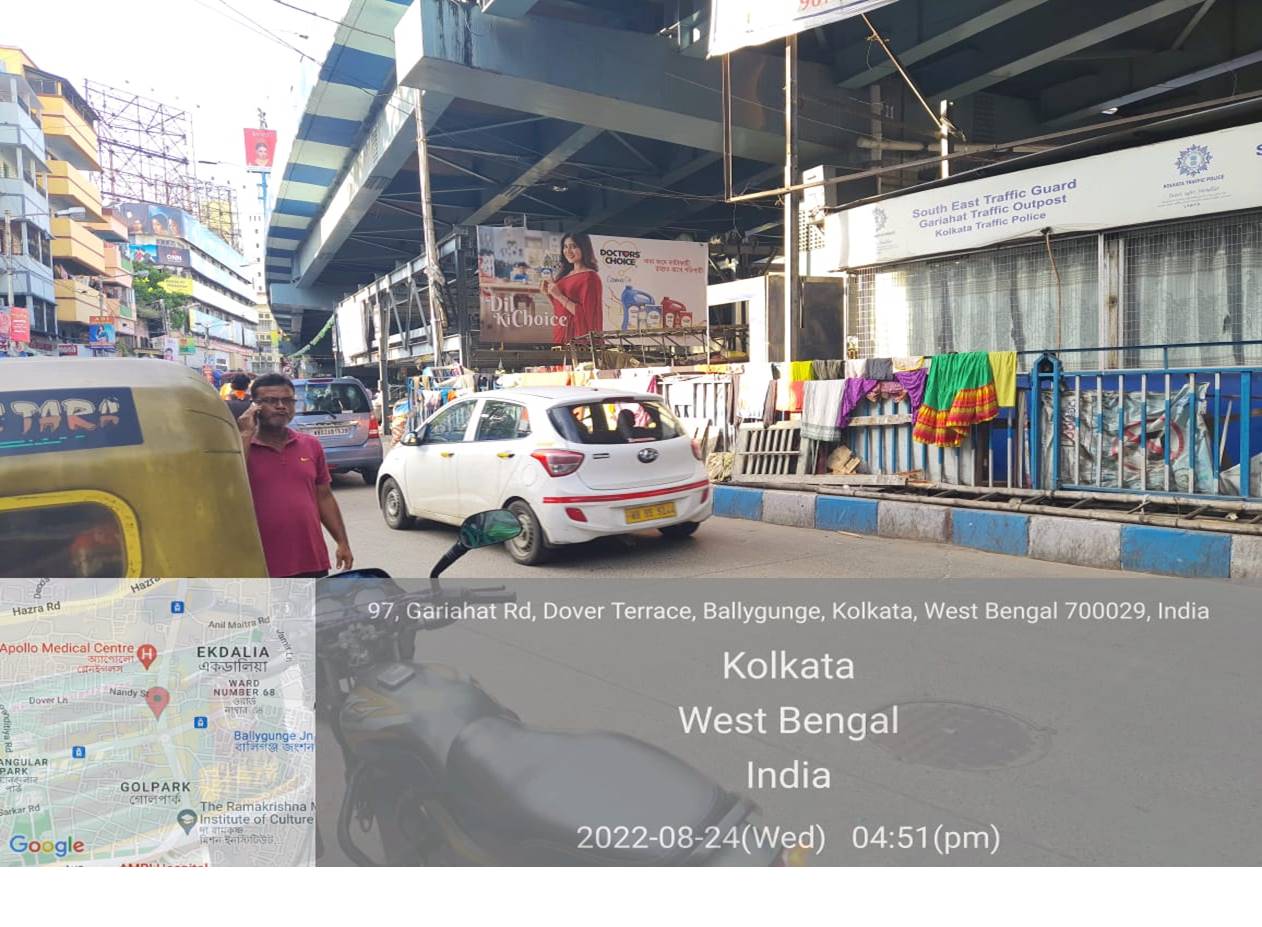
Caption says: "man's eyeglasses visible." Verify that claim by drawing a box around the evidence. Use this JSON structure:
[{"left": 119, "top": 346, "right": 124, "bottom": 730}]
[{"left": 256, "top": 397, "right": 296, "bottom": 408}]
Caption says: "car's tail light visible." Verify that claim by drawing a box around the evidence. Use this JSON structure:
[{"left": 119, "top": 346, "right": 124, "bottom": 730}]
[
  {"left": 690, "top": 438, "right": 703, "bottom": 461},
  {"left": 564, "top": 507, "right": 587, "bottom": 522},
  {"left": 701, "top": 485, "right": 710, "bottom": 503},
  {"left": 531, "top": 448, "right": 584, "bottom": 477},
  {"left": 368, "top": 416, "right": 380, "bottom": 439}
]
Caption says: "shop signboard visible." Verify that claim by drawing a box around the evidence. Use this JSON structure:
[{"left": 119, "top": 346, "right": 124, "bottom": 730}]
[
  {"left": 180, "top": 336, "right": 197, "bottom": 355},
  {"left": 58, "top": 343, "right": 82, "bottom": 357},
  {"left": 708, "top": 0, "right": 899, "bottom": 56},
  {"left": 832, "top": 120, "right": 1262, "bottom": 269},
  {"left": 0, "top": 308, "right": 9, "bottom": 351},
  {"left": 475, "top": 227, "right": 708, "bottom": 347}
]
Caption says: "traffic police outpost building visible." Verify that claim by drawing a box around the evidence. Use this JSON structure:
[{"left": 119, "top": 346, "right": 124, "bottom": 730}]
[{"left": 816, "top": 118, "right": 1262, "bottom": 372}]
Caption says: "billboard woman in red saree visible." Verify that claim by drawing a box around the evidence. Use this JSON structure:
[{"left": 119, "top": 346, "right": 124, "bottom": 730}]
[{"left": 543, "top": 233, "right": 603, "bottom": 345}]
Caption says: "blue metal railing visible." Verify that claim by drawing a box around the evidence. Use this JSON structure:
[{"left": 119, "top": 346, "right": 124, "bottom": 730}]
[
  {"left": 838, "top": 340, "right": 1262, "bottom": 502},
  {"left": 1026, "top": 350, "right": 1262, "bottom": 500}
]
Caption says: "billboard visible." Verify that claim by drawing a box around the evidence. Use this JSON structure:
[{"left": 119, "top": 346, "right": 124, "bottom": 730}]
[
  {"left": 9, "top": 306, "right": 30, "bottom": 344},
  {"left": 159, "top": 275, "right": 194, "bottom": 296},
  {"left": 0, "top": 308, "right": 9, "bottom": 350},
  {"left": 158, "top": 245, "right": 191, "bottom": 268},
  {"left": 88, "top": 316, "right": 117, "bottom": 348},
  {"left": 115, "top": 202, "right": 186, "bottom": 238},
  {"left": 128, "top": 243, "right": 191, "bottom": 268},
  {"left": 476, "top": 227, "right": 708, "bottom": 346},
  {"left": 708, "top": 0, "right": 899, "bottom": 56},
  {"left": 245, "top": 128, "right": 277, "bottom": 172}
]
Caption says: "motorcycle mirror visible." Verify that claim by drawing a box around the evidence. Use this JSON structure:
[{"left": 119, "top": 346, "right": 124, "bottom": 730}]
[{"left": 459, "top": 509, "right": 523, "bottom": 550}]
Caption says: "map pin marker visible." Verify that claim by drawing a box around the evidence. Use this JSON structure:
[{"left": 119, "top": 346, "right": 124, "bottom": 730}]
[
  {"left": 146, "top": 687, "right": 170, "bottom": 720},
  {"left": 136, "top": 644, "right": 157, "bottom": 670},
  {"left": 177, "top": 809, "right": 198, "bottom": 835}
]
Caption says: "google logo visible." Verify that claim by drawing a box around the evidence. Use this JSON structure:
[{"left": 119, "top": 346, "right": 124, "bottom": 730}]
[{"left": 8, "top": 835, "right": 86, "bottom": 858}]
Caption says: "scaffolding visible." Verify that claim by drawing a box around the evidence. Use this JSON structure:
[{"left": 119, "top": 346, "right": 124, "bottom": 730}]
[{"left": 84, "top": 80, "right": 240, "bottom": 251}]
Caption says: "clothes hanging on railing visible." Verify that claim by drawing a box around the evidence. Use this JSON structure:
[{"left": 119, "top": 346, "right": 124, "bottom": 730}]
[
  {"left": 893, "top": 356, "right": 926, "bottom": 371},
  {"left": 894, "top": 367, "right": 928, "bottom": 418},
  {"left": 838, "top": 378, "right": 879, "bottom": 429},
  {"left": 737, "top": 363, "right": 774, "bottom": 420},
  {"left": 864, "top": 357, "right": 894, "bottom": 381},
  {"left": 987, "top": 351, "right": 1017, "bottom": 407},
  {"left": 913, "top": 352, "right": 998, "bottom": 448},
  {"left": 811, "top": 359, "right": 843, "bottom": 380},
  {"left": 800, "top": 380, "right": 847, "bottom": 442},
  {"left": 774, "top": 361, "right": 813, "bottom": 413},
  {"left": 762, "top": 373, "right": 779, "bottom": 427}
]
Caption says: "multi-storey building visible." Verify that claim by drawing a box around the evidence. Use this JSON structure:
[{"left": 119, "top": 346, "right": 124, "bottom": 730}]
[
  {"left": 254, "top": 304, "right": 281, "bottom": 372},
  {"left": 117, "top": 200, "right": 258, "bottom": 371},
  {"left": 0, "top": 61, "right": 54, "bottom": 353},
  {"left": 0, "top": 47, "right": 136, "bottom": 355}
]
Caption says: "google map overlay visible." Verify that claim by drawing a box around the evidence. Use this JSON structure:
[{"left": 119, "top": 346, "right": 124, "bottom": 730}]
[{"left": 0, "top": 580, "right": 315, "bottom": 867}]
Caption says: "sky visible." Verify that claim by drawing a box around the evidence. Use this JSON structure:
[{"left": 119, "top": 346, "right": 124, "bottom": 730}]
[{"left": 5, "top": 0, "right": 343, "bottom": 207}]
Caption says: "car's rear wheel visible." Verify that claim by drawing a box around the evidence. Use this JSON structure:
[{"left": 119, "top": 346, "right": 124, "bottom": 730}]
[
  {"left": 659, "top": 521, "right": 701, "bottom": 539},
  {"left": 505, "top": 500, "right": 552, "bottom": 565},
  {"left": 380, "top": 477, "right": 415, "bottom": 530},
  {"left": 361, "top": 465, "right": 380, "bottom": 485}
]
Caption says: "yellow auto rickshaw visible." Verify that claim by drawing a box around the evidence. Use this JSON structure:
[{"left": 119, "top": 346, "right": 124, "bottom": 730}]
[{"left": 0, "top": 358, "right": 266, "bottom": 577}]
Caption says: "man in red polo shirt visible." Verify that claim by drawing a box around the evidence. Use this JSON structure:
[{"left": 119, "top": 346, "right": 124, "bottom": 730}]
[{"left": 237, "top": 373, "right": 354, "bottom": 577}]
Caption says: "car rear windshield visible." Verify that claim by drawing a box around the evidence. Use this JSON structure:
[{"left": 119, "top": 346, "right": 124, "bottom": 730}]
[
  {"left": 295, "top": 382, "right": 370, "bottom": 415},
  {"left": 548, "top": 399, "right": 685, "bottom": 445}
]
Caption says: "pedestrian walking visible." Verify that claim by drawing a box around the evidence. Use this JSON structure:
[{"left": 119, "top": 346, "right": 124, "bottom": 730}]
[
  {"left": 224, "top": 372, "right": 252, "bottom": 420},
  {"left": 237, "top": 372, "right": 354, "bottom": 577}
]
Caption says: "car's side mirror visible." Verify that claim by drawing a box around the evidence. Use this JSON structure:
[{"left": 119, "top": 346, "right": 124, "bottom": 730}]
[
  {"left": 401, "top": 429, "right": 422, "bottom": 447},
  {"left": 458, "top": 509, "right": 523, "bottom": 550}
]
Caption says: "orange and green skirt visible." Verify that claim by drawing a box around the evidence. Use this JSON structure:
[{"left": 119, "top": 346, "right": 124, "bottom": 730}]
[{"left": 913, "top": 352, "right": 999, "bottom": 448}]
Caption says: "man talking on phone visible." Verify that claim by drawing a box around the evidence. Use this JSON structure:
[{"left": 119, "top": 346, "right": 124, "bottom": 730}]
[{"left": 237, "top": 372, "right": 354, "bottom": 577}]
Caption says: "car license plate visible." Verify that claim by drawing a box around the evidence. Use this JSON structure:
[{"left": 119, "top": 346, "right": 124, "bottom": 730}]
[
  {"left": 309, "top": 426, "right": 351, "bottom": 438},
  {"left": 624, "top": 501, "right": 677, "bottom": 524}
]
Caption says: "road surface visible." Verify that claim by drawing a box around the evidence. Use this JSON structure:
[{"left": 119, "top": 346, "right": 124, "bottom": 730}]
[{"left": 324, "top": 474, "right": 1118, "bottom": 579}]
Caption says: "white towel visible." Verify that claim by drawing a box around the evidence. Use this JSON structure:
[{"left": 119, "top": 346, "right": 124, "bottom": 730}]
[
  {"left": 737, "top": 363, "right": 774, "bottom": 420},
  {"left": 801, "top": 379, "right": 846, "bottom": 442}
]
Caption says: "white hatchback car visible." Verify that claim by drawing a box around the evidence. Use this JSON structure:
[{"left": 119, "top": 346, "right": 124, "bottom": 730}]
[{"left": 377, "top": 386, "right": 713, "bottom": 564}]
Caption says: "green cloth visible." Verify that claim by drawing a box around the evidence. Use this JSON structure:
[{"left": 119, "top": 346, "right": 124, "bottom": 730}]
[{"left": 922, "top": 352, "right": 993, "bottom": 409}]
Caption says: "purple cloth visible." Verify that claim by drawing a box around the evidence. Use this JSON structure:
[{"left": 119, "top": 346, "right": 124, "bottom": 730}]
[
  {"left": 894, "top": 368, "right": 927, "bottom": 418},
  {"left": 837, "top": 378, "right": 878, "bottom": 429}
]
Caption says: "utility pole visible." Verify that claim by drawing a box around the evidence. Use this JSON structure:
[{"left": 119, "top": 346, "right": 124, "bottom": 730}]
[
  {"left": 96, "top": 274, "right": 107, "bottom": 356},
  {"left": 376, "top": 293, "right": 391, "bottom": 440},
  {"left": 411, "top": 87, "right": 443, "bottom": 369},
  {"left": 3, "top": 212, "right": 14, "bottom": 358},
  {"left": 783, "top": 35, "right": 799, "bottom": 365}
]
